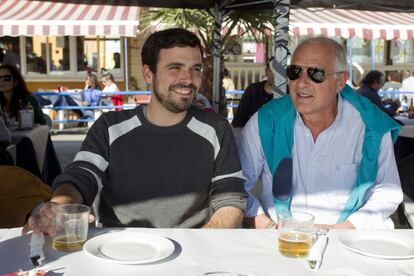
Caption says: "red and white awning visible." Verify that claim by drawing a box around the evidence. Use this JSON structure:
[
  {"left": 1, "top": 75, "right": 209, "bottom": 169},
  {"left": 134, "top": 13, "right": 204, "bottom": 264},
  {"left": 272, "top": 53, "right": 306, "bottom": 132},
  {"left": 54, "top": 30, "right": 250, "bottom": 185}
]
[
  {"left": 0, "top": 0, "right": 140, "bottom": 37},
  {"left": 290, "top": 8, "right": 414, "bottom": 40}
]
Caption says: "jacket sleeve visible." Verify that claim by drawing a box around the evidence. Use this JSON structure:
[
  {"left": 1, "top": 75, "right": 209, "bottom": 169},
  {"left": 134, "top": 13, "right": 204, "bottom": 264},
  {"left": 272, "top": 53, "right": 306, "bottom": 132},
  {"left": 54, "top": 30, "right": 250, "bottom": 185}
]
[{"left": 237, "top": 113, "right": 271, "bottom": 217}]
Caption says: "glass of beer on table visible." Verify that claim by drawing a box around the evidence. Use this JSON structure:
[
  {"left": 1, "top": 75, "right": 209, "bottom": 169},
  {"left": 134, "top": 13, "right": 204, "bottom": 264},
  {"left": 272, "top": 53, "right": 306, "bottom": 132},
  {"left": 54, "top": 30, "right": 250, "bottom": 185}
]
[
  {"left": 52, "top": 204, "right": 90, "bottom": 252},
  {"left": 278, "top": 211, "right": 314, "bottom": 258}
]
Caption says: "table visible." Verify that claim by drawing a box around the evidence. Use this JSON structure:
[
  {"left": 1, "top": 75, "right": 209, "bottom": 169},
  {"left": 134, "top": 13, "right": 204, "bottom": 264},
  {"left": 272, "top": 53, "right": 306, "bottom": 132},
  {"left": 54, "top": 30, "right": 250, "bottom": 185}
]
[
  {"left": 394, "top": 115, "right": 414, "bottom": 126},
  {"left": 0, "top": 228, "right": 413, "bottom": 275},
  {"left": 10, "top": 125, "right": 61, "bottom": 185},
  {"left": 395, "top": 125, "right": 414, "bottom": 163}
]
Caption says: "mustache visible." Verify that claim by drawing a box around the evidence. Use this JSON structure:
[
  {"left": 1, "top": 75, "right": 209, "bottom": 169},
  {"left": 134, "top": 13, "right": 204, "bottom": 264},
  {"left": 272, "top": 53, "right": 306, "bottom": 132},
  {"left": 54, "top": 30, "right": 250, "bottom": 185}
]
[{"left": 168, "top": 83, "right": 198, "bottom": 92}]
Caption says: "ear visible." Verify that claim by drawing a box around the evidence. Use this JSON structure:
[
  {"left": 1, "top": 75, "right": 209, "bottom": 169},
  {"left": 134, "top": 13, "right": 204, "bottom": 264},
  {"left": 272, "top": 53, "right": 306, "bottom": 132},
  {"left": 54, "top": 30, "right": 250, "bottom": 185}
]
[
  {"left": 336, "top": 72, "right": 348, "bottom": 93},
  {"left": 142, "top": 65, "right": 154, "bottom": 84}
]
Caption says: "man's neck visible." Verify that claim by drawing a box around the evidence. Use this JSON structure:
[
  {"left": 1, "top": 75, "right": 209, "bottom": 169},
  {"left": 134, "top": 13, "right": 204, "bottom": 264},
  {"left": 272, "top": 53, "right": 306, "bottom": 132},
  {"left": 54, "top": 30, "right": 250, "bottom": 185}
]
[
  {"left": 301, "top": 104, "right": 338, "bottom": 142},
  {"left": 144, "top": 102, "right": 187, "bottom": 127}
]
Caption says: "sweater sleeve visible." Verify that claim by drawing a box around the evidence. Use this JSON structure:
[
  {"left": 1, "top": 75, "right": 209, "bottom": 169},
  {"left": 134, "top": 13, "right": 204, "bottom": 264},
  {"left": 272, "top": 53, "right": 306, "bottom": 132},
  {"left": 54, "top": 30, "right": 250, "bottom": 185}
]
[
  {"left": 209, "top": 119, "right": 247, "bottom": 212},
  {"left": 52, "top": 115, "right": 110, "bottom": 205}
]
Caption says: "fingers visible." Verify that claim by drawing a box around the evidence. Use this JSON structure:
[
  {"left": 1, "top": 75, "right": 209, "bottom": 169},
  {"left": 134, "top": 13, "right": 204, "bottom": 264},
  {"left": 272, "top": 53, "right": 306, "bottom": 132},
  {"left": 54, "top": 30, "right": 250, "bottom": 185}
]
[
  {"left": 88, "top": 214, "right": 95, "bottom": 224},
  {"left": 25, "top": 202, "right": 58, "bottom": 236}
]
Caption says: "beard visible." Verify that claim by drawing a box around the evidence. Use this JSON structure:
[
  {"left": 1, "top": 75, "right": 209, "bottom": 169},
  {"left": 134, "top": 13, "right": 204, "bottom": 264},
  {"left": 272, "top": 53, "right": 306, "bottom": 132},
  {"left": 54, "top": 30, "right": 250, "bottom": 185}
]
[{"left": 152, "top": 79, "right": 197, "bottom": 113}]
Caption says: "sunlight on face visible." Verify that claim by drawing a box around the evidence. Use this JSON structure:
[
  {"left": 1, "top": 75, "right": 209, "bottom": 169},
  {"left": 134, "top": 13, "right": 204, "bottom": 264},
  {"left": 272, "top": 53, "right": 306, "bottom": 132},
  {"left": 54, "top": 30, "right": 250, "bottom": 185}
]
[
  {"left": 150, "top": 46, "right": 203, "bottom": 113},
  {"left": 289, "top": 42, "right": 345, "bottom": 122}
]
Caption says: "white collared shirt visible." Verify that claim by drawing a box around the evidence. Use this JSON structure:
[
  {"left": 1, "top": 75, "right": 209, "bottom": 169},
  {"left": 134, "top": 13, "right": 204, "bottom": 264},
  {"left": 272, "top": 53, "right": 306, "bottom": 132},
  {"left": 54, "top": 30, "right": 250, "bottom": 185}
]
[{"left": 238, "top": 95, "right": 403, "bottom": 229}]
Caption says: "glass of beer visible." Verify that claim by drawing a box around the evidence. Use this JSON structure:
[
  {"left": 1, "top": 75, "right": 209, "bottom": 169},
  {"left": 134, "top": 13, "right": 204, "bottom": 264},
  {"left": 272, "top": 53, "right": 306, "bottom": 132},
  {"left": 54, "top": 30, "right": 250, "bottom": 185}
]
[
  {"left": 52, "top": 204, "right": 90, "bottom": 252},
  {"left": 278, "top": 211, "right": 314, "bottom": 258}
]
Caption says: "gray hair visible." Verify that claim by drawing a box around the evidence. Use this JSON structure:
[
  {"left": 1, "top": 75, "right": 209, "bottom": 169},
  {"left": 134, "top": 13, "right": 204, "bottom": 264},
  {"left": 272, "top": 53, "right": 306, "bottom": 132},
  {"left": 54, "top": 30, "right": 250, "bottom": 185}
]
[{"left": 292, "top": 37, "right": 347, "bottom": 73}]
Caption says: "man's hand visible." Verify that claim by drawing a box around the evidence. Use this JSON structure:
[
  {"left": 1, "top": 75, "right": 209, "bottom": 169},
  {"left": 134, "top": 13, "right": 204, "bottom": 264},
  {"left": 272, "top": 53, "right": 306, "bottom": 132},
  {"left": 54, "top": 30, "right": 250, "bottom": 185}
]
[
  {"left": 22, "top": 202, "right": 59, "bottom": 236},
  {"left": 22, "top": 183, "right": 87, "bottom": 236},
  {"left": 244, "top": 214, "right": 277, "bottom": 229}
]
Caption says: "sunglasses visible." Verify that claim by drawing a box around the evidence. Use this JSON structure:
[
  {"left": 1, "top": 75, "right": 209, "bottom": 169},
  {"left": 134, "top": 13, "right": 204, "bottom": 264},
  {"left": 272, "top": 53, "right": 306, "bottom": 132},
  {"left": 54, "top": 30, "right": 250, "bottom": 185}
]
[
  {"left": 286, "top": 65, "right": 345, "bottom": 84},
  {"left": 0, "top": 75, "right": 12, "bottom": 82}
]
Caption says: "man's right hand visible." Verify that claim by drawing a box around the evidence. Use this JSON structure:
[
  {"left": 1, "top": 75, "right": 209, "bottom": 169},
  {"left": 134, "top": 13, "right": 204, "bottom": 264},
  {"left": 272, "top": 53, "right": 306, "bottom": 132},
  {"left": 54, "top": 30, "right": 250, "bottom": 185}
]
[
  {"left": 244, "top": 214, "right": 277, "bottom": 229},
  {"left": 22, "top": 202, "right": 59, "bottom": 237}
]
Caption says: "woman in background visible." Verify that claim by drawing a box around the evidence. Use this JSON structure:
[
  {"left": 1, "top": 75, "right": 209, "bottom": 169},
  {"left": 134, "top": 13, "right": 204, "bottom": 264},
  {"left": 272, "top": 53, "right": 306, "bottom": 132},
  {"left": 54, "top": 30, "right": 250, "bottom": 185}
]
[
  {"left": 0, "top": 64, "right": 45, "bottom": 125},
  {"left": 102, "top": 72, "right": 123, "bottom": 111},
  {"left": 82, "top": 74, "right": 102, "bottom": 118}
]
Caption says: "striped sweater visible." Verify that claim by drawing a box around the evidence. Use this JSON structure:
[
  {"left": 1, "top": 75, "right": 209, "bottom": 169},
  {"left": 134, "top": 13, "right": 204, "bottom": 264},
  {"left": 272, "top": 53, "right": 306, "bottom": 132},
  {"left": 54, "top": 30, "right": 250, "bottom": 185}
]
[{"left": 53, "top": 106, "right": 247, "bottom": 227}]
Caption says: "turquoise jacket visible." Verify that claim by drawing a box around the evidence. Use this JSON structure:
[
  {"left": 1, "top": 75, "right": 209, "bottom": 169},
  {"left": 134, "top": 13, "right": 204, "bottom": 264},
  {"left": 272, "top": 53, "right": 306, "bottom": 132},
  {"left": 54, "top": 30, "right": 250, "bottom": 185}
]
[{"left": 258, "top": 84, "right": 400, "bottom": 223}]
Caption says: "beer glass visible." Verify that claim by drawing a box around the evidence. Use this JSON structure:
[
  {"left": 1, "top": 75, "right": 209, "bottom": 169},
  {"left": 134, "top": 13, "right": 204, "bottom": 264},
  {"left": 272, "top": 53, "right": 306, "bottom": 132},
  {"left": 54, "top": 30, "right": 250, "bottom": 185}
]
[
  {"left": 52, "top": 204, "right": 90, "bottom": 252},
  {"left": 278, "top": 211, "right": 314, "bottom": 258}
]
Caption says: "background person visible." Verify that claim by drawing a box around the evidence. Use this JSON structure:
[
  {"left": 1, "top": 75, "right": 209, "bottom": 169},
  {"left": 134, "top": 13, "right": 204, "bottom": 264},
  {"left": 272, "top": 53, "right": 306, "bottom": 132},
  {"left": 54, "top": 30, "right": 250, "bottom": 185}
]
[
  {"left": 0, "top": 64, "right": 45, "bottom": 125},
  {"left": 232, "top": 57, "right": 275, "bottom": 128},
  {"left": 82, "top": 74, "right": 102, "bottom": 119},
  {"left": 238, "top": 37, "right": 402, "bottom": 230},
  {"left": 24, "top": 28, "right": 247, "bottom": 235},
  {"left": 102, "top": 72, "right": 123, "bottom": 111},
  {"left": 357, "top": 70, "right": 400, "bottom": 118}
]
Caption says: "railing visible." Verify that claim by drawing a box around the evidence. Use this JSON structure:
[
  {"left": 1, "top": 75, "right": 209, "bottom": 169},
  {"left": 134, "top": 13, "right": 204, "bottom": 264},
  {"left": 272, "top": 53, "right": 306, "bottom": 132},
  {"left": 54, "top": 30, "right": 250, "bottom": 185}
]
[
  {"left": 36, "top": 89, "right": 414, "bottom": 131},
  {"left": 225, "top": 63, "right": 266, "bottom": 90}
]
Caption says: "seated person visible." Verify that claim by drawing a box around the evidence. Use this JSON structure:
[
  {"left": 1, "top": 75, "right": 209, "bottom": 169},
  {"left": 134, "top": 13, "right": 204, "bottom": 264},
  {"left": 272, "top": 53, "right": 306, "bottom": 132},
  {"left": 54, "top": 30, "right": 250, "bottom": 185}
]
[
  {"left": 82, "top": 74, "right": 102, "bottom": 118},
  {"left": 238, "top": 37, "right": 402, "bottom": 230},
  {"left": 0, "top": 64, "right": 46, "bottom": 125},
  {"left": 0, "top": 116, "right": 11, "bottom": 148},
  {"left": 357, "top": 70, "right": 400, "bottom": 118},
  {"left": 24, "top": 28, "right": 247, "bottom": 236},
  {"left": 102, "top": 72, "right": 122, "bottom": 111},
  {"left": 232, "top": 58, "right": 275, "bottom": 128},
  {"left": 0, "top": 165, "right": 51, "bottom": 228}
]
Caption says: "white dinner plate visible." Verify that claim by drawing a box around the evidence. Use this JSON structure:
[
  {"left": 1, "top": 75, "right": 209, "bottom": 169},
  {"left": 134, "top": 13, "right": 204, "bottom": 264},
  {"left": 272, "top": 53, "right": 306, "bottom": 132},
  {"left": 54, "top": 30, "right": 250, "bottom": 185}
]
[
  {"left": 83, "top": 231, "right": 175, "bottom": 264},
  {"left": 337, "top": 231, "right": 414, "bottom": 259}
]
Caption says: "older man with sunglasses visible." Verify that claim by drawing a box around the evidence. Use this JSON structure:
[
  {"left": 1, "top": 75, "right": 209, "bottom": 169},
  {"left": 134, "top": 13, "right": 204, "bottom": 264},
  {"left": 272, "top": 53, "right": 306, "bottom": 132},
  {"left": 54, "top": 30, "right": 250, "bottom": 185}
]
[{"left": 238, "top": 37, "right": 402, "bottom": 230}]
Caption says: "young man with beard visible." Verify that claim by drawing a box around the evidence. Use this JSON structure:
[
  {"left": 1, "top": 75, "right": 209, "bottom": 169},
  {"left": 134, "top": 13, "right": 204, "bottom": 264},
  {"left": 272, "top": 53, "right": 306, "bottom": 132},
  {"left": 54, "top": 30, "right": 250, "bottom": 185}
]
[
  {"left": 24, "top": 28, "right": 247, "bottom": 234},
  {"left": 238, "top": 37, "right": 402, "bottom": 230}
]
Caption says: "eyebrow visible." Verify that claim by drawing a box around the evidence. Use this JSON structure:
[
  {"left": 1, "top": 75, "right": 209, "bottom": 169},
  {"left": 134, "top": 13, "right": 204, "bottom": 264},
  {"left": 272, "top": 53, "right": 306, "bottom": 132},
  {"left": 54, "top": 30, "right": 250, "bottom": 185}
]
[{"left": 166, "top": 62, "right": 203, "bottom": 69}]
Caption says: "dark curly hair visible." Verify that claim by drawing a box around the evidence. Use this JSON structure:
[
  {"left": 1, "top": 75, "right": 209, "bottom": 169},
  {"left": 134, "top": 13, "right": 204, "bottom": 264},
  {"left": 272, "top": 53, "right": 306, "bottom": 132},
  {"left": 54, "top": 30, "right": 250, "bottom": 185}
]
[
  {"left": 141, "top": 28, "right": 204, "bottom": 74},
  {"left": 360, "top": 70, "right": 384, "bottom": 86}
]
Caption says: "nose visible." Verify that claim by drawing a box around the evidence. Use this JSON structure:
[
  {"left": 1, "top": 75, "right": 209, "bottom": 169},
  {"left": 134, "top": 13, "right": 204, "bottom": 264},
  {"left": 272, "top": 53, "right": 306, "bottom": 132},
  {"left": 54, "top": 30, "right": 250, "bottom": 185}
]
[
  {"left": 296, "top": 68, "right": 312, "bottom": 86},
  {"left": 178, "top": 68, "right": 193, "bottom": 83}
]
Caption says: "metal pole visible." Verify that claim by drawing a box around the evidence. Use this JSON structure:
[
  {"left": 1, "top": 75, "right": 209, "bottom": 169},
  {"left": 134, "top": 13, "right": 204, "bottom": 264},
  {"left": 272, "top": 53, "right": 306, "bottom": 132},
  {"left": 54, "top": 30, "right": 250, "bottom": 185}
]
[
  {"left": 370, "top": 39, "right": 376, "bottom": 70},
  {"left": 124, "top": 37, "right": 129, "bottom": 91},
  {"left": 272, "top": 0, "right": 290, "bottom": 97},
  {"left": 347, "top": 38, "right": 353, "bottom": 84},
  {"left": 212, "top": 2, "right": 223, "bottom": 113}
]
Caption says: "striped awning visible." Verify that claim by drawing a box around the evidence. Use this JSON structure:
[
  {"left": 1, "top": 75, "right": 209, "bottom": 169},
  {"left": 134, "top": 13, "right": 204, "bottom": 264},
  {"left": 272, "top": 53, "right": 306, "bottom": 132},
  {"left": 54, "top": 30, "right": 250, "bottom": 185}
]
[
  {"left": 290, "top": 8, "right": 414, "bottom": 40},
  {"left": 0, "top": 0, "right": 140, "bottom": 37}
]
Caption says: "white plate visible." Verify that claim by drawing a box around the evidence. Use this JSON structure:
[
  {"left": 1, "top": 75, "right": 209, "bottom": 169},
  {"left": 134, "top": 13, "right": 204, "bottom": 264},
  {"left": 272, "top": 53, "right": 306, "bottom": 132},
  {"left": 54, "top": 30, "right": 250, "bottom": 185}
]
[
  {"left": 337, "top": 231, "right": 414, "bottom": 259},
  {"left": 83, "top": 231, "right": 175, "bottom": 264}
]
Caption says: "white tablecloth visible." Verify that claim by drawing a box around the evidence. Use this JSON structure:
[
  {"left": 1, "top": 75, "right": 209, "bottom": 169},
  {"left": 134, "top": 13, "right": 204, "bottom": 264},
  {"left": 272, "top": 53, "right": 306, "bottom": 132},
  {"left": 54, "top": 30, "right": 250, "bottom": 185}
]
[{"left": 0, "top": 228, "right": 413, "bottom": 275}]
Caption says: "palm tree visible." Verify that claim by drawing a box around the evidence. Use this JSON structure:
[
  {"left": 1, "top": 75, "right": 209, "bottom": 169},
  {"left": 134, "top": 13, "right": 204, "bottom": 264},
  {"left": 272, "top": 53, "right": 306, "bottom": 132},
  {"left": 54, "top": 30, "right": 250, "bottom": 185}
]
[{"left": 142, "top": 8, "right": 274, "bottom": 115}]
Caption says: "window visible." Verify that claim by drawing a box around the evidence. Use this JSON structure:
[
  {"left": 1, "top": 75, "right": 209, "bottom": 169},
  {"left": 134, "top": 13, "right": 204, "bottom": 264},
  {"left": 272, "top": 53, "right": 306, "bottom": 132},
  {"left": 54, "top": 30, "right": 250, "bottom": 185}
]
[
  {"left": 0, "top": 36, "right": 21, "bottom": 69},
  {"left": 10, "top": 36, "right": 122, "bottom": 80},
  {"left": 392, "top": 39, "right": 414, "bottom": 64}
]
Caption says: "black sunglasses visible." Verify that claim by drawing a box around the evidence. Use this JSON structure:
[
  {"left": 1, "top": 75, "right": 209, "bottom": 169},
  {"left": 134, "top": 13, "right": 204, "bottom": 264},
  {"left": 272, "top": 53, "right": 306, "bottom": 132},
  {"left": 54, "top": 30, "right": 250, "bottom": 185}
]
[
  {"left": 0, "top": 75, "right": 12, "bottom": 82},
  {"left": 286, "top": 65, "right": 344, "bottom": 84}
]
